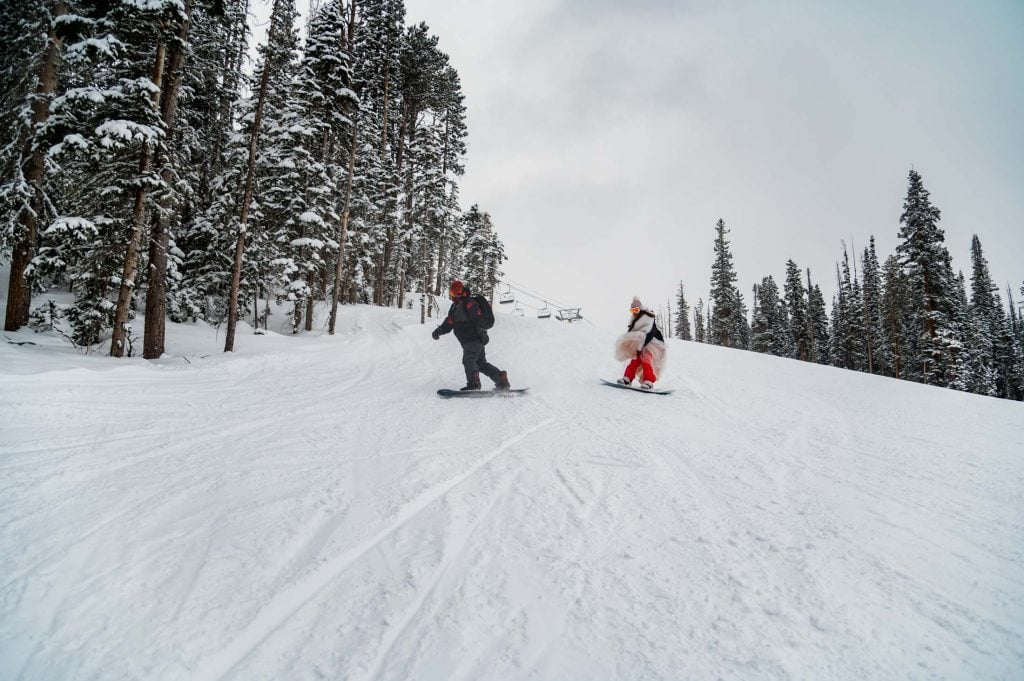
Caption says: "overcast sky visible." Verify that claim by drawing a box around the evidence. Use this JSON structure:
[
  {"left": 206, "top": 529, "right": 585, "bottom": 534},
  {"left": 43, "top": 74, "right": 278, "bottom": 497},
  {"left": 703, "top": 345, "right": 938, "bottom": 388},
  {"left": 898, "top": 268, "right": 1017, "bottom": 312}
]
[{"left": 393, "top": 0, "right": 1024, "bottom": 330}]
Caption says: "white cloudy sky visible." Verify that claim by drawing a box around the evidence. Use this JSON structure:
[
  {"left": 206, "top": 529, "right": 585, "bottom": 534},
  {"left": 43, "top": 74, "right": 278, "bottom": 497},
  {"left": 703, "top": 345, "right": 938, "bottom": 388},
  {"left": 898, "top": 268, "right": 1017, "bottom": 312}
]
[{"left": 272, "top": 0, "right": 1024, "bottom": 329}]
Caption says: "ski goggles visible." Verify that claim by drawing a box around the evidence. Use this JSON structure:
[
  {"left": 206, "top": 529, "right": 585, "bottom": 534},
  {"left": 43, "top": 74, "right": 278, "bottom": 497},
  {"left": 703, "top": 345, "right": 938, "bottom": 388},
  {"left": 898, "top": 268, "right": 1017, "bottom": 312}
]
[{"left": 630, "top": 306, "right": 641, "bottom": 314}]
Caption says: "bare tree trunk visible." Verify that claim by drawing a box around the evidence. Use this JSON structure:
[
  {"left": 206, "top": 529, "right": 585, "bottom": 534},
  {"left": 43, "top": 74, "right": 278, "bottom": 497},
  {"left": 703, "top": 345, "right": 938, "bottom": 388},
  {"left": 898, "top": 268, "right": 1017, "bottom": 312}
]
[
  {"left": 5, "top": 0, "right": 67, "bottom": 332},
  {"left": 111, "top": 41, "right": 167, "bottom": 357},
  {"left": 144, "top": 1, "right": 193, "bottom": 359},
  {"left": 305, "top": 269, "right": 314, "bottom": 332},
  {"left": 224, "top": 48, "right": 275, "bottom": 351}
]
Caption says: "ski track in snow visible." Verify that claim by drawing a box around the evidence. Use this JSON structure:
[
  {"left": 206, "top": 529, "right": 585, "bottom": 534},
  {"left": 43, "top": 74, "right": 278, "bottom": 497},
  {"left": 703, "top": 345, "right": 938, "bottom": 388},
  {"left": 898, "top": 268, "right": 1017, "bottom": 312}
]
[{"left": 1, "top": 303, "right": 1024, "bottom": 680}]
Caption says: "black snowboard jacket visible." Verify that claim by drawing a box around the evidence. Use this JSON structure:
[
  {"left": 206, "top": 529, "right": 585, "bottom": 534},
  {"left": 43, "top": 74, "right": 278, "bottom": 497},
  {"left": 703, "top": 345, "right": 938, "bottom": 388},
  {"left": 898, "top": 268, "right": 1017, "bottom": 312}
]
[{"left": 435, "top": 296, "right": 488, "bottom": 346}]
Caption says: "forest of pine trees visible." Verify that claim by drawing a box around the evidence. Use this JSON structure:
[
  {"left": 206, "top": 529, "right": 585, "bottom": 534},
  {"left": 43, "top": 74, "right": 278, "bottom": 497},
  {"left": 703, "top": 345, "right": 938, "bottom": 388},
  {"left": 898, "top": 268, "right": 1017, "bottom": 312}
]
[
  {"left": 0, "top": 0, "right": 506, "bottom": 356},
  {"left": 676, "top": 170, "right": 1024, "bottom": 401}
]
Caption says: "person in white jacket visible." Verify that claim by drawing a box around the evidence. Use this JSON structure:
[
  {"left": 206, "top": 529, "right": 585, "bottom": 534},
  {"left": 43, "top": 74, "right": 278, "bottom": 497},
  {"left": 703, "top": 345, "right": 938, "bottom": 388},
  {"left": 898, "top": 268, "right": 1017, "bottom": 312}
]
[{"left": 613, "top": 296, "right": 667, "bottom": 389}]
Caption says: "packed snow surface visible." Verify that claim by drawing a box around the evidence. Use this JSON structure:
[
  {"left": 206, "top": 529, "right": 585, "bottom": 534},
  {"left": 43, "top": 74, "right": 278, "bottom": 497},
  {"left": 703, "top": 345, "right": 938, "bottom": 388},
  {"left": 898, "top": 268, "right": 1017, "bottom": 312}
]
[{"left": 2, "top": 302, "right": 1023, "bottom": 681}]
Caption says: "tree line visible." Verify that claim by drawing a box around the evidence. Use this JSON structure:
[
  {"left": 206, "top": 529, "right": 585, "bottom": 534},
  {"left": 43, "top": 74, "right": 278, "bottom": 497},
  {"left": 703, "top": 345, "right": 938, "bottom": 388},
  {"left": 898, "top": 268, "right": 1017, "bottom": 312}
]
[
  {"left": 672, "top": 170, "right": 1024, "bottom": 401},
  {"left": 1, "top": 0, "right": 506, "bottom": 357}
]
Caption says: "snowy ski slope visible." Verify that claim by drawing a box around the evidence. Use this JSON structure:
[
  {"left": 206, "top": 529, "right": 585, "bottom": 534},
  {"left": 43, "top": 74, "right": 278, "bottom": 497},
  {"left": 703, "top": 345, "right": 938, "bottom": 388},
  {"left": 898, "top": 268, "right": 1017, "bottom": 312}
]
[{"left": 1, "top": 302, "right": 1023, "bottom": 680}]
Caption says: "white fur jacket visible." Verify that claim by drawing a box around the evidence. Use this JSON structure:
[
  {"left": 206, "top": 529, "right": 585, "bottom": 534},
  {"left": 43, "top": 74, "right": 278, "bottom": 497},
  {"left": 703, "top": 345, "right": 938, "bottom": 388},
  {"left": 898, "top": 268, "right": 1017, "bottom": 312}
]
[{"left": 613, "top": 309, "right": 667, "bottom": 374}]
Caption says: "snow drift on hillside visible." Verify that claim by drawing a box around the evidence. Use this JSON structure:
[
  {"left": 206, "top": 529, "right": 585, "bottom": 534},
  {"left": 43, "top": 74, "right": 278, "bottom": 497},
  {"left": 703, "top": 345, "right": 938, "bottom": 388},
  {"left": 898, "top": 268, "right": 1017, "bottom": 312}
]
[{"left": 1, "top": 301, "right": 1023, "bottom": 681}]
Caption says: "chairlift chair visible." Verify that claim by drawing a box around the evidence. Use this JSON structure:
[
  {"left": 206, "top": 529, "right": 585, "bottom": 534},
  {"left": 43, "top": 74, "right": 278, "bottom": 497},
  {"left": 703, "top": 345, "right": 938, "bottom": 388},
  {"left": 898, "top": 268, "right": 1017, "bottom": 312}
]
[
  {"left": 555, "top": 308, "right": 582, "bottom": 322},
  {"left": 537, "top": 303, "right": 551, "bottom": 319},
  {"left": 513, "top": 302, "right": 525, "bottom": 316},
  {"left": 499, "top": 286, "right": 514, "bottom": 304}
]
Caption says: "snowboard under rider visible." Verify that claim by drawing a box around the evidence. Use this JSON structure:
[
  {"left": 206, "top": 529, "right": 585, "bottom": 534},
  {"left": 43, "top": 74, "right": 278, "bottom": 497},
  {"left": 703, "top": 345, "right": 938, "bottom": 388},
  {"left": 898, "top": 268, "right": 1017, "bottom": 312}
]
[
  {"left": 614, "top": 296, "right": 667, "bottom": 390},
  {"left": 432, "top": 280, "right": 511, "bottom": 391}
]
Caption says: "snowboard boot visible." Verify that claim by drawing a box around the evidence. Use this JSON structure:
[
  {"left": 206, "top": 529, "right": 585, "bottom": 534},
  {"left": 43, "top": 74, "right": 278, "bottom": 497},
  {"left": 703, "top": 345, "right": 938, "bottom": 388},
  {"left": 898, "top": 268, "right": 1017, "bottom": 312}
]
[
  {"left": 461, "top": 372, "right": 482, "bottom": 391},
  {"left": 495, "top": 370, "right": 511, "bottom": 391},
  {"left": 617, "top": 377, "right": 631, "bottom": 385},
  {"left": 641, "top": 380, "right": 654, "bottom": 390}
]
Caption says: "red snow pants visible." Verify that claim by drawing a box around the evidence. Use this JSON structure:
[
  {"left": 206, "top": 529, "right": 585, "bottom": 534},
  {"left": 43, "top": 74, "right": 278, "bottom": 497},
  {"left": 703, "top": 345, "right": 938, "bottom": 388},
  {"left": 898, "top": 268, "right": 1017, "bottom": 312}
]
[{"left": 624, "top": 350, "right": 657, "bottom": 383}]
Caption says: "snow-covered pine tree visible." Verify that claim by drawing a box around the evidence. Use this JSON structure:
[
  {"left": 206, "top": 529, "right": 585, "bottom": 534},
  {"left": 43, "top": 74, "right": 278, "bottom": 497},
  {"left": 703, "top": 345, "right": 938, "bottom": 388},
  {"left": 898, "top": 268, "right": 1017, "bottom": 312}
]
[
  {"left": 831, "top": 245, "right": 866, "bottom": 371},
  {"left": 732, "top": 286, "right": 750, "bottom": 350},
  {"left": 968, "top": 234, "right": 1016, "bottom": 398},
  {"left": 1007, "top": 285, "right": 1024, "bottom": 400},
  {"left": 693, "top": 298, "right": 705, "bottom": 343},
  {"left": 461, "top": 204, "right": 505, "bottom": 297},
  {"left": 860, "top": 237, "right": 887, "bottom": 374},
  {"left": 783, "top": 260, "right": 809, "bottom": 361},
  {"left": 169, "top": 0, "right": 250, "bottom": 324},
  {"left": 223, "top": 0, "right": 299, "bottom": 351},
  {"left": 674, "top": 282, "right": 691, "bottom": 340},
  {"left": 39, "top": 0, "right": 178, "bottom": 350},
  {"left": 896, "top": 169, "right": 960, "bottom": 385},
  {"left": 1, "top": 0, "right": 68, "bottom": 331},
  {"left": 142, "top": 0, "right": 199, "bottom": 359},
  {"left": 750, "top": 282, "right": 764, "bottom": 353},
  {"left": 387, "top": 22, "right": 452, "bottom": 307},
  {"left": 750, "top": 275, "right": 791, "bottom": 357},
  {"left": 880, "top": 254, "right": 909, "bottom": 379},
  {"left": 404, "top": 118, "right": 447, "bottom": 307},
  {"left": 265, "top": 0, "right": 355, "bottom": 334},
  {"left": 709, "top": 219, "right": 738, "bottom": 347},
  {"left": 830, "top": 263, "right": 847, "bottom": 368},
  {"left": 806, "top": 269, "right": 830, "bottom": 365},
  {"left": 430, "top": 65, "right": 467, "bottom": 296},
  {"left": 327, "top": 0, "right": 361, "bottom": 334},
  {"left": 350, "top": 0, "right": 405, "bottom": 305},
  {"left": 955, "top": 267, "right": 996, "bottom": 395},
  {"left": 104, "top": 0, "right": 194, "bottom": 358}
]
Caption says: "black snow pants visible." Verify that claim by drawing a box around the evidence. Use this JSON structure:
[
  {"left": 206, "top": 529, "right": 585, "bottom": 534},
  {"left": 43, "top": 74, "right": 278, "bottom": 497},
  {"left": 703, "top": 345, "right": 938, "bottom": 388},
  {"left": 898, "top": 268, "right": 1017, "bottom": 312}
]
[{"left": 461, "top": 340, "right": 502, "bottom": 384}]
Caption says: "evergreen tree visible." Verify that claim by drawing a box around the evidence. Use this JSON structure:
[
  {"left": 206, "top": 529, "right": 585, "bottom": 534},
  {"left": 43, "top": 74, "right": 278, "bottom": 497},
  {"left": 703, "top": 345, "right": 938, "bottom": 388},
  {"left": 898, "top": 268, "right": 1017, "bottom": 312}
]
[
  {"left": 750, "top": 282, "right": 765, "bottom": 353},
  {"left": 806, "top": 269, "right": 830, "bottom": 365},
  {"left": 693, "top": 298, "right": 705, "bottom": 343},
  {"left": 830, "top": 251, "right": 863, "bottom": 370},
  {"left": 224, "top": 0, "right": 300, "bottom": 350},
  {"left": 968, "top": 235, "right": 1016, "bottom": 398},
  {"left": 732, "top": 286, "right": 751, "bottom": 350},
  {"left": 461, "top": 205, "right": 504, "bottom": 296},
  {"left": 783, "top": 259, "right": 809, "bottom": 361},
  {"left": 896, "top": 169, "right": 960, "bottom": 385},
  {"left": 956, "top": 269, "right": 997, "bottom": 395},
  {"left": 880, "top": 254, "right": 909, "bottom": 379},
  {"left": 750, "top": 276, "right": 791, "bottom": 356},
  {"left": 860, "top": 237, "right": 886, "bottom": 374},
  {"left": 709, "top": 219, "right": 738, "bottom": 347},
  {"left": 171, "top": 0, "right": 250, "bottom": 324},
  {"left": 674, "top": 281, "right": 691, "bottom": 340},
  {"left": 1, "top": 0, "right": 69, "bottom": 331}
]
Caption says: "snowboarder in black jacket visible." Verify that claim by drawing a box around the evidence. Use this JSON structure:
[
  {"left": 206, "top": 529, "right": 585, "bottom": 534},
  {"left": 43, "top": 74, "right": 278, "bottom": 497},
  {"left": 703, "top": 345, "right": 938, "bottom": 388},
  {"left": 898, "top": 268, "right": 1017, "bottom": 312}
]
[{"left": 432, "top": 280, "right": 511, "bottom": 391}]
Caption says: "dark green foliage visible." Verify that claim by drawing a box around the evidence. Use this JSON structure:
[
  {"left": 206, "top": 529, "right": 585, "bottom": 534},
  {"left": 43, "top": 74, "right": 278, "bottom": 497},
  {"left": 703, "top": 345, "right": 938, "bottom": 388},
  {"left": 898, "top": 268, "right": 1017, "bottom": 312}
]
[
  {"left": 783, "top": 260, "right": 810, "bottom": 361},
  {"left": 709, "top": 219, "right": 738, "bottom": 347},
  {"left": 675, "top": 282, "right": 691, "bottom": 340}
]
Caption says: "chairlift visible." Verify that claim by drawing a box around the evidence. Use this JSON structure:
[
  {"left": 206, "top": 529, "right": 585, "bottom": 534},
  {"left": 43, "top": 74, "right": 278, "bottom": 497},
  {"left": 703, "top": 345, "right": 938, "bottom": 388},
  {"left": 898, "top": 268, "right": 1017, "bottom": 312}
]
[
  {"left": 537, "top": 302, "right": 551, "bottom": 319},
  {"left": 513, "top": 302, "right": 525, "bottom": 316},
  {"left": 499, "top": 285, "right": 514, "bottom": 304},
  {"left": 555, "top": 308, "right": 582, "bottom": 322}
]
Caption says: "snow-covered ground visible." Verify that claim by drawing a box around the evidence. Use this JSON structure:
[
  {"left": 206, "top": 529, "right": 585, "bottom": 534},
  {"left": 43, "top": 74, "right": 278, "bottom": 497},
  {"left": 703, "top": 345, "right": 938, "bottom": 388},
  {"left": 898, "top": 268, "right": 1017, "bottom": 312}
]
[{"left": 2, "top": 298, "right": 1023, "bottom": 681}]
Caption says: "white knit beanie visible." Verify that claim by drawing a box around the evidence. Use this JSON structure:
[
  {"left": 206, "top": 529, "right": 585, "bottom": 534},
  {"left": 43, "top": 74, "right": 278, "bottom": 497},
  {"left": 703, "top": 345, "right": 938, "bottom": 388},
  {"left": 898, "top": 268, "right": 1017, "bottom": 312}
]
[{"left": 631, "top": 296, "right": 642, "bottom": 309}]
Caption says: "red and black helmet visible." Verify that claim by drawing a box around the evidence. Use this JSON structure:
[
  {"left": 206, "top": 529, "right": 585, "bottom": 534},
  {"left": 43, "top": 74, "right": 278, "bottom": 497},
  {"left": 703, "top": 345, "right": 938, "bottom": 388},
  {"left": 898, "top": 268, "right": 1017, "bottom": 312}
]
[{"left": 449, "top": 280, "right": 469, "bottom": 298}]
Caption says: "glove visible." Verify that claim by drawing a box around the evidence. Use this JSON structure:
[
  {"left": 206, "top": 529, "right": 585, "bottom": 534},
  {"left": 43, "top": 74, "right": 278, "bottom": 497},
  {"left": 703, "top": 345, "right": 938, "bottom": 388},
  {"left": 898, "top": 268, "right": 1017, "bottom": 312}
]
[
  {"left": 479, "top": 329, "right": 489, "bottom": 345},
  {"left": 431, "top": 329, "right": 440, "bottom": 340}
]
